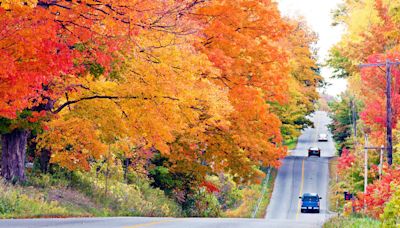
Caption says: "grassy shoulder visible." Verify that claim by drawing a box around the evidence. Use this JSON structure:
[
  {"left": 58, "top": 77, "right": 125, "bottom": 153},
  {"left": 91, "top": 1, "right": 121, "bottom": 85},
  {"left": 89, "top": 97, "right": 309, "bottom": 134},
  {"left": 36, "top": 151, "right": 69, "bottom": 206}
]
[
  {"left": 0, "top": 171, "right": 181, "bottom": 219},
  {"left": 0, "top": 182, "right": 84, "bottom": 219},
  {"left": 324, "top": 215, "right": 381, "bottom": 228},
  {"left": 223, "top": 168, "right": 277, "bottom": 218},
  {"left": 0, "top": 161, "right": 278, "bottom": 219},
  {"left": 328, "top": 156, "right": 340, "bottom": 212},
  {"left": 0, "top": 168, "right": 279, "bottom": 219}
]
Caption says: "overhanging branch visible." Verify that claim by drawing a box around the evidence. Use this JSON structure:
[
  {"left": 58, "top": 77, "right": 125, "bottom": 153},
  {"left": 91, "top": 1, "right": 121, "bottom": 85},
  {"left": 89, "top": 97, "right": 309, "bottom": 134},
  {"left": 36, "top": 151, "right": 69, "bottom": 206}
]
[{"left": 52, "top": 94, "right": 179, "bottom": 114}]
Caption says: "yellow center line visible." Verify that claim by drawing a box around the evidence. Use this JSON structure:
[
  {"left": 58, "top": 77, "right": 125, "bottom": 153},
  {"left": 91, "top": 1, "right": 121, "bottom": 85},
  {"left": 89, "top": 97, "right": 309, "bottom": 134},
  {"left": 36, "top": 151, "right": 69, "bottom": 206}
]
[
  {"left": 124, "top": 219, "right": 181, "bottom": 228},
  {"left": 296, "top": 158, "right": 305, "bottom": 220}
]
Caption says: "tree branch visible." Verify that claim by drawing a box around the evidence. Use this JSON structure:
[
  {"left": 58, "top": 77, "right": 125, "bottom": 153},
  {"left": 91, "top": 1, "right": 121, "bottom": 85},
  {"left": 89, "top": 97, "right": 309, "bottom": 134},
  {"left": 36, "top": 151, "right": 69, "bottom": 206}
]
[{"left": 52, "top": 94, "right": 179, "bottom": 114}]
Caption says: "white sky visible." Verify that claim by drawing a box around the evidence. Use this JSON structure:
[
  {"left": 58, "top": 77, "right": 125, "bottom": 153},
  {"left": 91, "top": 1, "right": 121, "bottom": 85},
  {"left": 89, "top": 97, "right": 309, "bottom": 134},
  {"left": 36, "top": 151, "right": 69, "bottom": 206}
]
[{"left": 277, "top": 0, "right": 347, "bottom": 97}]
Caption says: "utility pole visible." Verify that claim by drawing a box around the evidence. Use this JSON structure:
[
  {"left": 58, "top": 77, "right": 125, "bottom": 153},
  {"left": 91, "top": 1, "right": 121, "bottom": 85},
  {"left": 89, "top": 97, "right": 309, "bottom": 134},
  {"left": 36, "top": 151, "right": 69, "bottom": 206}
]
[
  {"left": 380, "top": 145, "right": 384, "bottom": 180},
  {"left": 364, "top": 134, "right": 368, "bottom": 195},
  {"left": 359, "top": 59, "right": 400, "bottom": 166},
  {"left": 386, "top": 59, "right": 393, "bottom": 166},
  {"left": 364, "top": 134, "right": 368, "bottom": 211}
]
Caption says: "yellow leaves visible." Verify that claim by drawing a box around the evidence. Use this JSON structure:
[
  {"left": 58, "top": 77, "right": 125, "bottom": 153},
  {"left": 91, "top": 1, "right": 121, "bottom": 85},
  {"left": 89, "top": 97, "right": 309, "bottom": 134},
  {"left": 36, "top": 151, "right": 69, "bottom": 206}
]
[
  {"left": 37, "top": 116, "right": 107, "bottom": 171},
  {"left": 28, "top": 0, "right": 313, "bottom": 183},
  {"left": 0, "top": 0, "right": 37, "bottom": 9}
]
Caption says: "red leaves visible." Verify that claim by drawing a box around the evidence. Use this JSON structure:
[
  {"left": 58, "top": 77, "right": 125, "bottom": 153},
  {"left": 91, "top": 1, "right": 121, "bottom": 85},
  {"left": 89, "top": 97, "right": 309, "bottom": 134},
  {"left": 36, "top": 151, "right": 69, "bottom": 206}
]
[
  {"left": 353, "top": 167, "right": 400, "bottom": 218},
  {"left": 0, "top": 6, "right": 74, "bottom": 118},
  {"left": 27, "top": 111, "right": 47, "bottom": 123},
  {"left": 360, "top": 51, "right": 400, "bottom": 138},
  {"left": 200, "top": 181, "right": 220, "bottom": 193},
  {"left": 338, "top": 148, "right": 355, "bottom": 172}
]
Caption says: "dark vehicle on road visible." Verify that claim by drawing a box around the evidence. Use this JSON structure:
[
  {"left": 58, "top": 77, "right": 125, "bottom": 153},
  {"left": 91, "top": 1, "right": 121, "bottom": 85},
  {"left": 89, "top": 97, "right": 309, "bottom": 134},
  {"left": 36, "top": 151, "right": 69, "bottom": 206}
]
[
  {"left": 308, "top": 147, "right": 321, "bottom": 157},
  {"left": 318, "top": 133, "right": 328, "bottom": 142},
  {"left": 299, "top": 193, "right": 321, "bottom": 213}
]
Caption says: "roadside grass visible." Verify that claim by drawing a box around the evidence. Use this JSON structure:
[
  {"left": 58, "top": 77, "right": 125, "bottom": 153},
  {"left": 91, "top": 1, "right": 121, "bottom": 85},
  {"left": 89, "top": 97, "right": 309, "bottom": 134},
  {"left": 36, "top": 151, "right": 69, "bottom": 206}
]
[
  {"left": 223, "top": 168, "right": 277, "bottom": 218},
  {"left": 284, "top": 138, "right": 298, "bottom": 150},
  {"left": 71, "top": 172, "right": 182, "bottom": 217},
  {"left": 324, "top": 215, "right": 381, "bottom": 228},
  {"left": 0, "top": 181, "right": 82, "bottom": 219},
  {"left": 255, "top": 169, "right": 277, "bottom": 218},
  {"left": 328, "top": 156, "right": 341, "bottom": 212},
  {"left": 0, "top": 170, "right": 182, "bottom": 219}
]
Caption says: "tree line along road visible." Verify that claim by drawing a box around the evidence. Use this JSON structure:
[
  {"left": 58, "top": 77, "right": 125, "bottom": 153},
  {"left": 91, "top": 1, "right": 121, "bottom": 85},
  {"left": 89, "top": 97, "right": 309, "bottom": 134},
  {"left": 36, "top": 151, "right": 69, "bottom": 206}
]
[{"left": 0, "top": 111, "right": 335, "bottom": 228}]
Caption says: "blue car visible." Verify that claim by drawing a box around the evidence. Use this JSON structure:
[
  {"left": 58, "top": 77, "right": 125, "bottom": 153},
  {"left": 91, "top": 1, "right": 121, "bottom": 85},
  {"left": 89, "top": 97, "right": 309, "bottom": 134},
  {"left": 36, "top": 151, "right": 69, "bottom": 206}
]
[{"left": 299, "top": 193, "right": 321, "bottom": 213}]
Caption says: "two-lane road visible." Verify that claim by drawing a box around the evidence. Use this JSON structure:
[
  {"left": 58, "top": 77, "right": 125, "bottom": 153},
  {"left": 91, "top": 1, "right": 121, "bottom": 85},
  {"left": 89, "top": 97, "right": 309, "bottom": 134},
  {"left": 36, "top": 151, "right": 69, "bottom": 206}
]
[
  {"left": 267, "top": 111, "right": 335, "bottom": 226},
  {"left": 0, "top": 112, "right": 335, "bottom": 228}
]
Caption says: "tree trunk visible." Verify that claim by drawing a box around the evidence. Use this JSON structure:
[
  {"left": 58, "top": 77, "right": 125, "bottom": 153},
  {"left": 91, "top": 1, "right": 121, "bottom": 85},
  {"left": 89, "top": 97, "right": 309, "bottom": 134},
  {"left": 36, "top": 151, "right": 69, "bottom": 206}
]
[
  {"left": 1, "top": 129, "right": 29, "bottom": 182},
  {"left": 39, "top": 149, "right": 51, "bottom": 173}
]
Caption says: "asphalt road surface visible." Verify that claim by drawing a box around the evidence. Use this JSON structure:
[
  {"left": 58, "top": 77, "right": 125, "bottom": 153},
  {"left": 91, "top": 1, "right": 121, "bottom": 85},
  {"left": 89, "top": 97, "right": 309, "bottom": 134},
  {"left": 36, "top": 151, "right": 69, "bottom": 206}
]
[
  {"left": 0, "top": 112, "right": 335, "bottom": 228},
  {"left": 266, "top": 111, "right": 336, "bottom": 227}
]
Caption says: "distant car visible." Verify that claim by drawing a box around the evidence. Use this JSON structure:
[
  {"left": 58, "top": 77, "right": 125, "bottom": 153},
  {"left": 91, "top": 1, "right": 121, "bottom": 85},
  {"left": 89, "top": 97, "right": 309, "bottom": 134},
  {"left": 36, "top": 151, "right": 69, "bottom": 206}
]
[
  {"left": 318, "top": 133, "right": 328, "bottom": 142},
  {"left": 308, "top": 147, "right": 321, "bottom": 157},
  {"left": 299, "top": 193, "right": 321, "bottom": 213}
]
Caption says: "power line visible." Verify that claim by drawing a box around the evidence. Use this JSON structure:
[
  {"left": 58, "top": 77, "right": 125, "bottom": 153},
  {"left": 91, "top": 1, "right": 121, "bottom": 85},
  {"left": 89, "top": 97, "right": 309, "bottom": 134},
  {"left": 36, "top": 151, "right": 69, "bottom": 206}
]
[{"left": 359, "top": 59, "right": 400, "bottom": 166}]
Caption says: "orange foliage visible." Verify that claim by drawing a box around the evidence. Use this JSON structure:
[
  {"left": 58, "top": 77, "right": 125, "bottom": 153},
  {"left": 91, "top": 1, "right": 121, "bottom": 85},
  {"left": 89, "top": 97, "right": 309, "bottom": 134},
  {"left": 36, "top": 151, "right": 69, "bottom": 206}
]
[
  {"left": 1, "top": 0, "right": 317, "bottom": 183},
  {"left": 195, "top": 0, "right": 290, "bottom": 168},
  {"left": 36, "top": 117, "right": 107, "bottom": 171}
]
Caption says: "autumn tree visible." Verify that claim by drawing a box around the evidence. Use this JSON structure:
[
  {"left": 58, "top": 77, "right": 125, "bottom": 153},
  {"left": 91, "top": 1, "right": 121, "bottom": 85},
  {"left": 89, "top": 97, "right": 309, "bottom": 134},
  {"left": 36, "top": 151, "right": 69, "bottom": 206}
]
[
  {"left": 194, "top": 0, "right": 291, "bottom": 173},
  {"left": 275, "top": 18, "right": 322, "bottom": 140},
  {"left": 1, "top": 0, "right": 322, "bottom": 189},
  {"left": 329, "top": 0, "right": 400, "bottom": 220},
  {"left": 35, "top": 27, "right": 233, "bottom": 181},
  {"left": 0, "top": 0, "right": 207, "bottom": 181}
]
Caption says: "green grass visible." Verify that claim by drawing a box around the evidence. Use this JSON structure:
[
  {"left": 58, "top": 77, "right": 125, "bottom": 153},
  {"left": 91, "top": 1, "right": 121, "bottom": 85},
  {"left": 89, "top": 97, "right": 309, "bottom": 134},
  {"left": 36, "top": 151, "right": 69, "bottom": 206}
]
[
  {"left": 71, "top": 172, "right": 182, "bottom": 217},
  {"left": 284, "top": 138, "right": 298, "bottom": 150},
  {"left": 324, "top": 215, "right": 381, "bottom": 228},
  {"left": 0, "top": 181, "right": 81, "bottom": 219},
  {"left": 0, "top": 170, "right": 182, "bottom": 219}
]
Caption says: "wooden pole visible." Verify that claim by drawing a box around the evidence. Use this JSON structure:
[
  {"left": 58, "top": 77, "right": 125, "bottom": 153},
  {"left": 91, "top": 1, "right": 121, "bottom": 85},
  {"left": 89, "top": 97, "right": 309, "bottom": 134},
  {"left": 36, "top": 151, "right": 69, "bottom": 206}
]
[{"left": 386, "top": 60, "right": 393, "bottom": 165}]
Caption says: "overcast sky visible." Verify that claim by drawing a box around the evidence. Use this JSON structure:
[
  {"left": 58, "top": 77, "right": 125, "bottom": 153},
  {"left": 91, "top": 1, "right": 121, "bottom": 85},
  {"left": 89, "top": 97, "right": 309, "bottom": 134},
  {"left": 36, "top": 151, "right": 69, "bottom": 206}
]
[{"left": 277, "top": 0, "right": 347, "bottom": 97}]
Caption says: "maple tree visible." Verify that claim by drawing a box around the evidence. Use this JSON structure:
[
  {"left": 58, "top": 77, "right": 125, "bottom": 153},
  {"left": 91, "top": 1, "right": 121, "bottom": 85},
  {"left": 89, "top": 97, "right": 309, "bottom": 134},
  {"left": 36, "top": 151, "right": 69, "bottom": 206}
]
[
  {"left": 337, "top": 148, "right": 356, "bottom": 172},
  {"left": 35, "top": 28, "right": 233, "bottom": 181},
  {"left": 0, "top": 0, "right": 320, "bottom": 193},
  {"left": 0, "top": 0, "right": 206, "bottom": 181},
  {"left": 275, "top": 18, "right": 322, "bottom": 140},
  {"left": 194, "top": 0, "right": 291, "bottom": 173}
]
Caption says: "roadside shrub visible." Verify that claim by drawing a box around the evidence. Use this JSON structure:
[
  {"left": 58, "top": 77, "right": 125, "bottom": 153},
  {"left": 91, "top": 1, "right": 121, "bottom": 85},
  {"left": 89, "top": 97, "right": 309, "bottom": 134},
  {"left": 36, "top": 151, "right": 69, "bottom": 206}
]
[
  {"left": 353, "top": 167, "right": 400, "bottom": 218},
  {"left": 184, "top": 188, "right": 221, "bottom": 217},
  {"left": 72, "top": 171, "right": 181, "bottom": 217},
  {"left": 26, "top": 173, "right": 69, "bottom": 189},
  {"left": 381, "top": 186, "right": 400, "bottom": 227},
  {"left": 0, "top": 180, "right": 71, "bottom": 218},
  {"left": 223, "top": 186, "right": 260, "bottom": 217},
  {"left": 206, "top": 175, "right": 242, "bottom": 210}
]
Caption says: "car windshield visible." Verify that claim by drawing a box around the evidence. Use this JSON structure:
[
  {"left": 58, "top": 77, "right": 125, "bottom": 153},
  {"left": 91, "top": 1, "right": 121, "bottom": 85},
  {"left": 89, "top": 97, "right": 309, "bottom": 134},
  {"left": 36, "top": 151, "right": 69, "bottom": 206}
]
[{"left": 303, "top": 196, "right": 318, "bottom": 202}]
